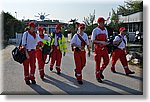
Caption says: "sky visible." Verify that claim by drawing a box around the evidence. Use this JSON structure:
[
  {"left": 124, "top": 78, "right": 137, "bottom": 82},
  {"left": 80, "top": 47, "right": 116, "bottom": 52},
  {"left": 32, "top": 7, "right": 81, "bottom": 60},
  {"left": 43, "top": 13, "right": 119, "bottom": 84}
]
[{"left": 0, "top": 0, "right": 125, "bottom": 23}]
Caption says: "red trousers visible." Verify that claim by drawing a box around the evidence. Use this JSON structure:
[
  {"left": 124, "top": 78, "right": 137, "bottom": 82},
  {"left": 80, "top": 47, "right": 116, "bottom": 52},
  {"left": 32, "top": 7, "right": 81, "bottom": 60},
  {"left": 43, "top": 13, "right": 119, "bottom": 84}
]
[
  {"left": 111, "top": 48, "right": 130, "bottom": 72},
  {"left": 23, "top": 50, "right": 36, "bottom": 81},
  {"left": 94, "top": 47, "right": 109, "bottom": 79},
  {"left": 74, "top": 50, "right": 86, "bottom": 81},
  {"left": 36, "top": 49, "right": 47, "bottom": 77},
  {"left": 50, "top": 46, "right": 62, "bottom": 72}
]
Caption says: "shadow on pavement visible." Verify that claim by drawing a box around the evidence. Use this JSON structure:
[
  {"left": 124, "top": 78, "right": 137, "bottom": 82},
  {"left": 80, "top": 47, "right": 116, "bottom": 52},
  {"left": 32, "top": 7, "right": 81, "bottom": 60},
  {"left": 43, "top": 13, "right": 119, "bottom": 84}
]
[
  {"left": 114, "top": 72, "right": 143, "bottom": 81},
  {"left": 44, "top": 73, "right": 121, "bottom": 95},
  {"left": 103, "top": 80, "right": 143, "bottom": 95},
  {"left": 30, "top": 84, "right": 52, "bottom": 95}
]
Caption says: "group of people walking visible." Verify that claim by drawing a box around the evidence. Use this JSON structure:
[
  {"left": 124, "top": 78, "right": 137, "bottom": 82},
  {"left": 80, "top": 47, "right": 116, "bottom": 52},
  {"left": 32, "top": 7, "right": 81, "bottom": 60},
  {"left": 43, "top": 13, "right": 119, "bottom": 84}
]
[{"left": 21, "top": 17, "right": 135, "bottom": 85}]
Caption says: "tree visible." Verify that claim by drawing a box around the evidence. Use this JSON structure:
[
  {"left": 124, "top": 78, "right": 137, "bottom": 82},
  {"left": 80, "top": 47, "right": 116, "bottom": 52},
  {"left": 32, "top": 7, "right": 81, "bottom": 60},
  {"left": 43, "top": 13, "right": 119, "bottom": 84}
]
[
  {"left": 69, "top": 18, "right": 78, "bottom": 34},
  {"left": 83, "top": 10, "right": 95, "bottom": 28},
  {"left": 118, "top": 0, "right": 143, "bottom": 16},
  {"left": 109, "top": 0, "right": 143, "bottom": 32},
  {"left": 109, "top": 9, "right": 120, "bottom": 32},
  {"left": 2, "top": 11, "right": 25, "bottom": 41},
  {"left": 83, "top": 10, "right": 96, "bottom": 36}
]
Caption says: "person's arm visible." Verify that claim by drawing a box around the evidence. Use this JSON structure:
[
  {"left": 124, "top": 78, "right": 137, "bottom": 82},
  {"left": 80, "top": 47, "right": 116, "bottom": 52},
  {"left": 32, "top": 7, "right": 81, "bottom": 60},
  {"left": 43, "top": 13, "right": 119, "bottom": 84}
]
[
  {"left": 92, "top": 40, "right": 106, "bottom": 44},
  {"left": 22, "top": 32, "right": 30, "bottom": 59},
  {"left": 113, "top": 39, "right": 122, "bottom": 45},
  {"left": 87, "top": 45, "right": 90, "bottom": 57},
  {"left": 70, "top": 34, "right": 81, "bottom": 48},
  {"left": 22, "top": 32, "right": 27, "bottom": 48},
  {"left": 71, "top": 43, "right": 81, "bottom": 48}
]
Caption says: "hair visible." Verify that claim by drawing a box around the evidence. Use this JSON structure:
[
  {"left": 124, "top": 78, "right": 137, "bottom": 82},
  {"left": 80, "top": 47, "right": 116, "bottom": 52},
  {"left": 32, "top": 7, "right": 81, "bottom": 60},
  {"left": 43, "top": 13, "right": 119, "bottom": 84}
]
[{"left": 24, "top": 26, "right": 30, "bottom": 31}]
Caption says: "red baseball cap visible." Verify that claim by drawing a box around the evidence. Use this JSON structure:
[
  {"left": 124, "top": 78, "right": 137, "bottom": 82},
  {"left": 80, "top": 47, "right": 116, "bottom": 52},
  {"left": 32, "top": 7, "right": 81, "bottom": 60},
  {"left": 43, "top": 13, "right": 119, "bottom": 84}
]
[
  {"left": 119, "top": 27, "right": 126, "bottom": 32},
  {"left": 79, "top": 23, "right": 85, "bottom": 29},
  {"left": 28, "top": 22, "right": 36, "bottom": 27},
  {"left": 55, "top": 24, "right": 62, "bottom": 30},
  {"left": 97, "top": 17, "right": 105, "bottom": 23},
  {"left": 38, "top": 27, "right": 44, "bottom": 32}
]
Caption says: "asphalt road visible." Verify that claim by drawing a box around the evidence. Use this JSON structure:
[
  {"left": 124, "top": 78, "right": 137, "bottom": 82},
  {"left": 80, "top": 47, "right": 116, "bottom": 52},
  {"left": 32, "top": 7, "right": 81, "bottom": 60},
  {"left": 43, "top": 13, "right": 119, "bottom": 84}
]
[{"left": 0, "top": 45, "right": 143, "bottom": 95}]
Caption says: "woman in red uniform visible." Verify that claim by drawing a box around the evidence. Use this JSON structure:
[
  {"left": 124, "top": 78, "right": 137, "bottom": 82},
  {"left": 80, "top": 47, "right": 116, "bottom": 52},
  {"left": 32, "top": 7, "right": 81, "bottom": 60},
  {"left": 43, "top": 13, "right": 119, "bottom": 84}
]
[
  {"left": 36, "top": 27, "right": 50, "bottom": 80},
  {"left": 71, "top": 23, "right": 90, "bottom": 85},
  {"left": 22, "top": 22, "right": 37, "bottom": 85}
]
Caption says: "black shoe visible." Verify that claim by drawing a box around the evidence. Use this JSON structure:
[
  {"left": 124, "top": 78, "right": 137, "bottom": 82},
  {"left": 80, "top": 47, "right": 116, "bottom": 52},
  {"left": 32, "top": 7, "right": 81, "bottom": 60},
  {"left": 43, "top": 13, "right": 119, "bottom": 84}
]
[
  {"left": 111, "top": 67, "right": 117, "bottom": 73},
  {"left": 74, "top": 69, "right": 77, "bottom": 77},
  {"left": 78, "top": 81, "right": 83, "bottom": 85},
  {"left": 97, "top": 78, "right": 103, "bottom": 83},
  {"left": 31, "top": 80, "right": 36, "bottom": 84},
  {"left": 40, "top": 76, "right": 44, "bottom": 80},
  {"left": 126, "top": 71, "right": 135, "bottom": 75},
  {"left": 57, "top": 71, "right": 61, "bottom": 75},
  {"left": 111, "top": 70, "right": 117, "bottom": 73},
  {"left": 100, "top": 72, "right": 104, "bottom": 79},
  {"left": 25, "top": 80, "right": 30, "bottom": 85},
  {"left": 50, "top": 68, "right": 53, "bottom": 71}
]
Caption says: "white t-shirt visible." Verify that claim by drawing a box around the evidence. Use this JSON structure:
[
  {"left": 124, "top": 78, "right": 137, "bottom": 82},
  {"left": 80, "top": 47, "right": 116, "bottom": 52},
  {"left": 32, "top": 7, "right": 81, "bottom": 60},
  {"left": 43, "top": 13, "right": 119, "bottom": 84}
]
[
  {"left": 22, "top": 31, "right": 37, "bottom": 50},
  {"left": 113, "top": 34, "right": 127, "bottom": 49},
  {"left": 91, "top": 27, "right": 108, "bottom": 41},
  {"left": 36, "top": 34, "right": 50, "bottom": 45},
  {"left": 70, "top": 33, "right": 89, "bottom": 47}
]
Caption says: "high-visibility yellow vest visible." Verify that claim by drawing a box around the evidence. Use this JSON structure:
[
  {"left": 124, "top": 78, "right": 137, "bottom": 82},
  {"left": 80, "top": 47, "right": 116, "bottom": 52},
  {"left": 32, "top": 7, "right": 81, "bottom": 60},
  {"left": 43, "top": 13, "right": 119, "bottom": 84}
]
[
  {"left": 42, "top": 40, "right": 51, "bottom": 46},
  {"left": 51, "top": 32, "right": 68, "bottom": 53}
]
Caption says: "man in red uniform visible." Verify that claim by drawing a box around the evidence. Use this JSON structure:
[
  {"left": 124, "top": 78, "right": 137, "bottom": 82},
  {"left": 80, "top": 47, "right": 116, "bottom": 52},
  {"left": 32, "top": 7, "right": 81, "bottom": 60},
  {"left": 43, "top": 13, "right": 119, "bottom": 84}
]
[
  {"left": 36, "top": 27, "right": 50, "bottom": 80},
  {"left": 22, "top": 22, "right": 37, "bottom": 85},
  {"left": 71, "top": 23, "right": 90, "bottom": 84},
  {"left": 111, "top": 27, "right": 135, "bottom": 75},
  {"left": 50, "top": 24, "right": 67, "bottom": 74},
  {"left": 91, "top": 17, "right": 109, "bottom": 83}
]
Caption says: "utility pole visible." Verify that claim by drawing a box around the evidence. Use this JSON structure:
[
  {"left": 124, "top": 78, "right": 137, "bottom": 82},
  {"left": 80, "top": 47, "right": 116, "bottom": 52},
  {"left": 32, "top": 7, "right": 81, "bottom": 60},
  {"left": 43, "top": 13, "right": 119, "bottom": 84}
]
[{"left": 15, "top": 12, "right": 17, "bottom": 19}]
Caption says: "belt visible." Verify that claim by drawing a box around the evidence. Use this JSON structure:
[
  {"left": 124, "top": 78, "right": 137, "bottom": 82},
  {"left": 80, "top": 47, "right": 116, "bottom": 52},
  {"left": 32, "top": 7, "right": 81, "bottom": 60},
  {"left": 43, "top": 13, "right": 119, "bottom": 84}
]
[
  {"left": 74, "top": 47, "right": 85, "bottom": 52},
  {"left": 27, "top": 49, "right": 35, "bottom": 51},
  {"left": 117, "top": 48, "right": 125, "bottom": 50},
  {"left": 95, "top": 46, "right": 105, "bottom": 50}
]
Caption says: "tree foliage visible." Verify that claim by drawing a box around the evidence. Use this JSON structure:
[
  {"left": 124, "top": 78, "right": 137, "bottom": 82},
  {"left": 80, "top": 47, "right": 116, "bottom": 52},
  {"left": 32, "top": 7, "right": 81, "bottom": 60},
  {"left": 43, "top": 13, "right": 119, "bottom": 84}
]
[
  {"left": 2, "top": 11, "right": 25, "bottom": 41},
  {"left": 109, "top": 0, "right": 143, "bottom": 32},
  {"left": 118, "top": 0, "right": 143, "bottom": 15},
  {"left": 83, "top": 10, "right": 96, "bottom": 36}
]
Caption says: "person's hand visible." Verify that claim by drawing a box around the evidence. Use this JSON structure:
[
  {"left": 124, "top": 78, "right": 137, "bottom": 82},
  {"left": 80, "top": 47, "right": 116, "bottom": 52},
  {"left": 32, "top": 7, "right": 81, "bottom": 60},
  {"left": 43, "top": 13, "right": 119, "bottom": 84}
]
[
  {"left": 124, "top": 49, "right": 127, "bottom": 55},
  {"left": 103, "top": 42, "right": 109, "bottom": 46},
  {"left": 38, "top": 41, "right": 44, "bottom": 47},
  {"left": 25, "top": 50, "right": 30, "bottom": 59},
  {"left": 81, "top": 46, "right": 84, "bottom": 49},
  {"left": 26, "top": 54, "right": 30, "bottom": 59},
  {"left": 39, "top": 47, "right": 42, "bottom": 51}
]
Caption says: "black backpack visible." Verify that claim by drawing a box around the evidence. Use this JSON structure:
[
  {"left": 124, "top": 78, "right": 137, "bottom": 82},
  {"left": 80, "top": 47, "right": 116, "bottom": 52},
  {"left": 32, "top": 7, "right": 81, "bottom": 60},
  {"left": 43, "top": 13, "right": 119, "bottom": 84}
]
[
  {"left": 41, "top": 37, "right": 53, "bottom": 64},
  {"left": 106, "top": 35, "right": 126, "bottom": 54},
  {"left": 42, "top": 41, "right": 52, "bottom": 55}
]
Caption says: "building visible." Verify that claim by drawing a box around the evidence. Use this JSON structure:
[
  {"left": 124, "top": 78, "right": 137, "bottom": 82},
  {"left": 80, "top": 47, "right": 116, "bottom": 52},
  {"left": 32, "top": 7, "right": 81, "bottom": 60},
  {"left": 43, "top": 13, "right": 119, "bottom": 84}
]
[
  {"left": 12, "top": 20, "right": 68, "bottom": 44},
  {"left": 24, "top": 20, "right": 67, "bottom": 34},
  {"left": 118, "top": 11, "right": 143, "bottom": 42}
]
